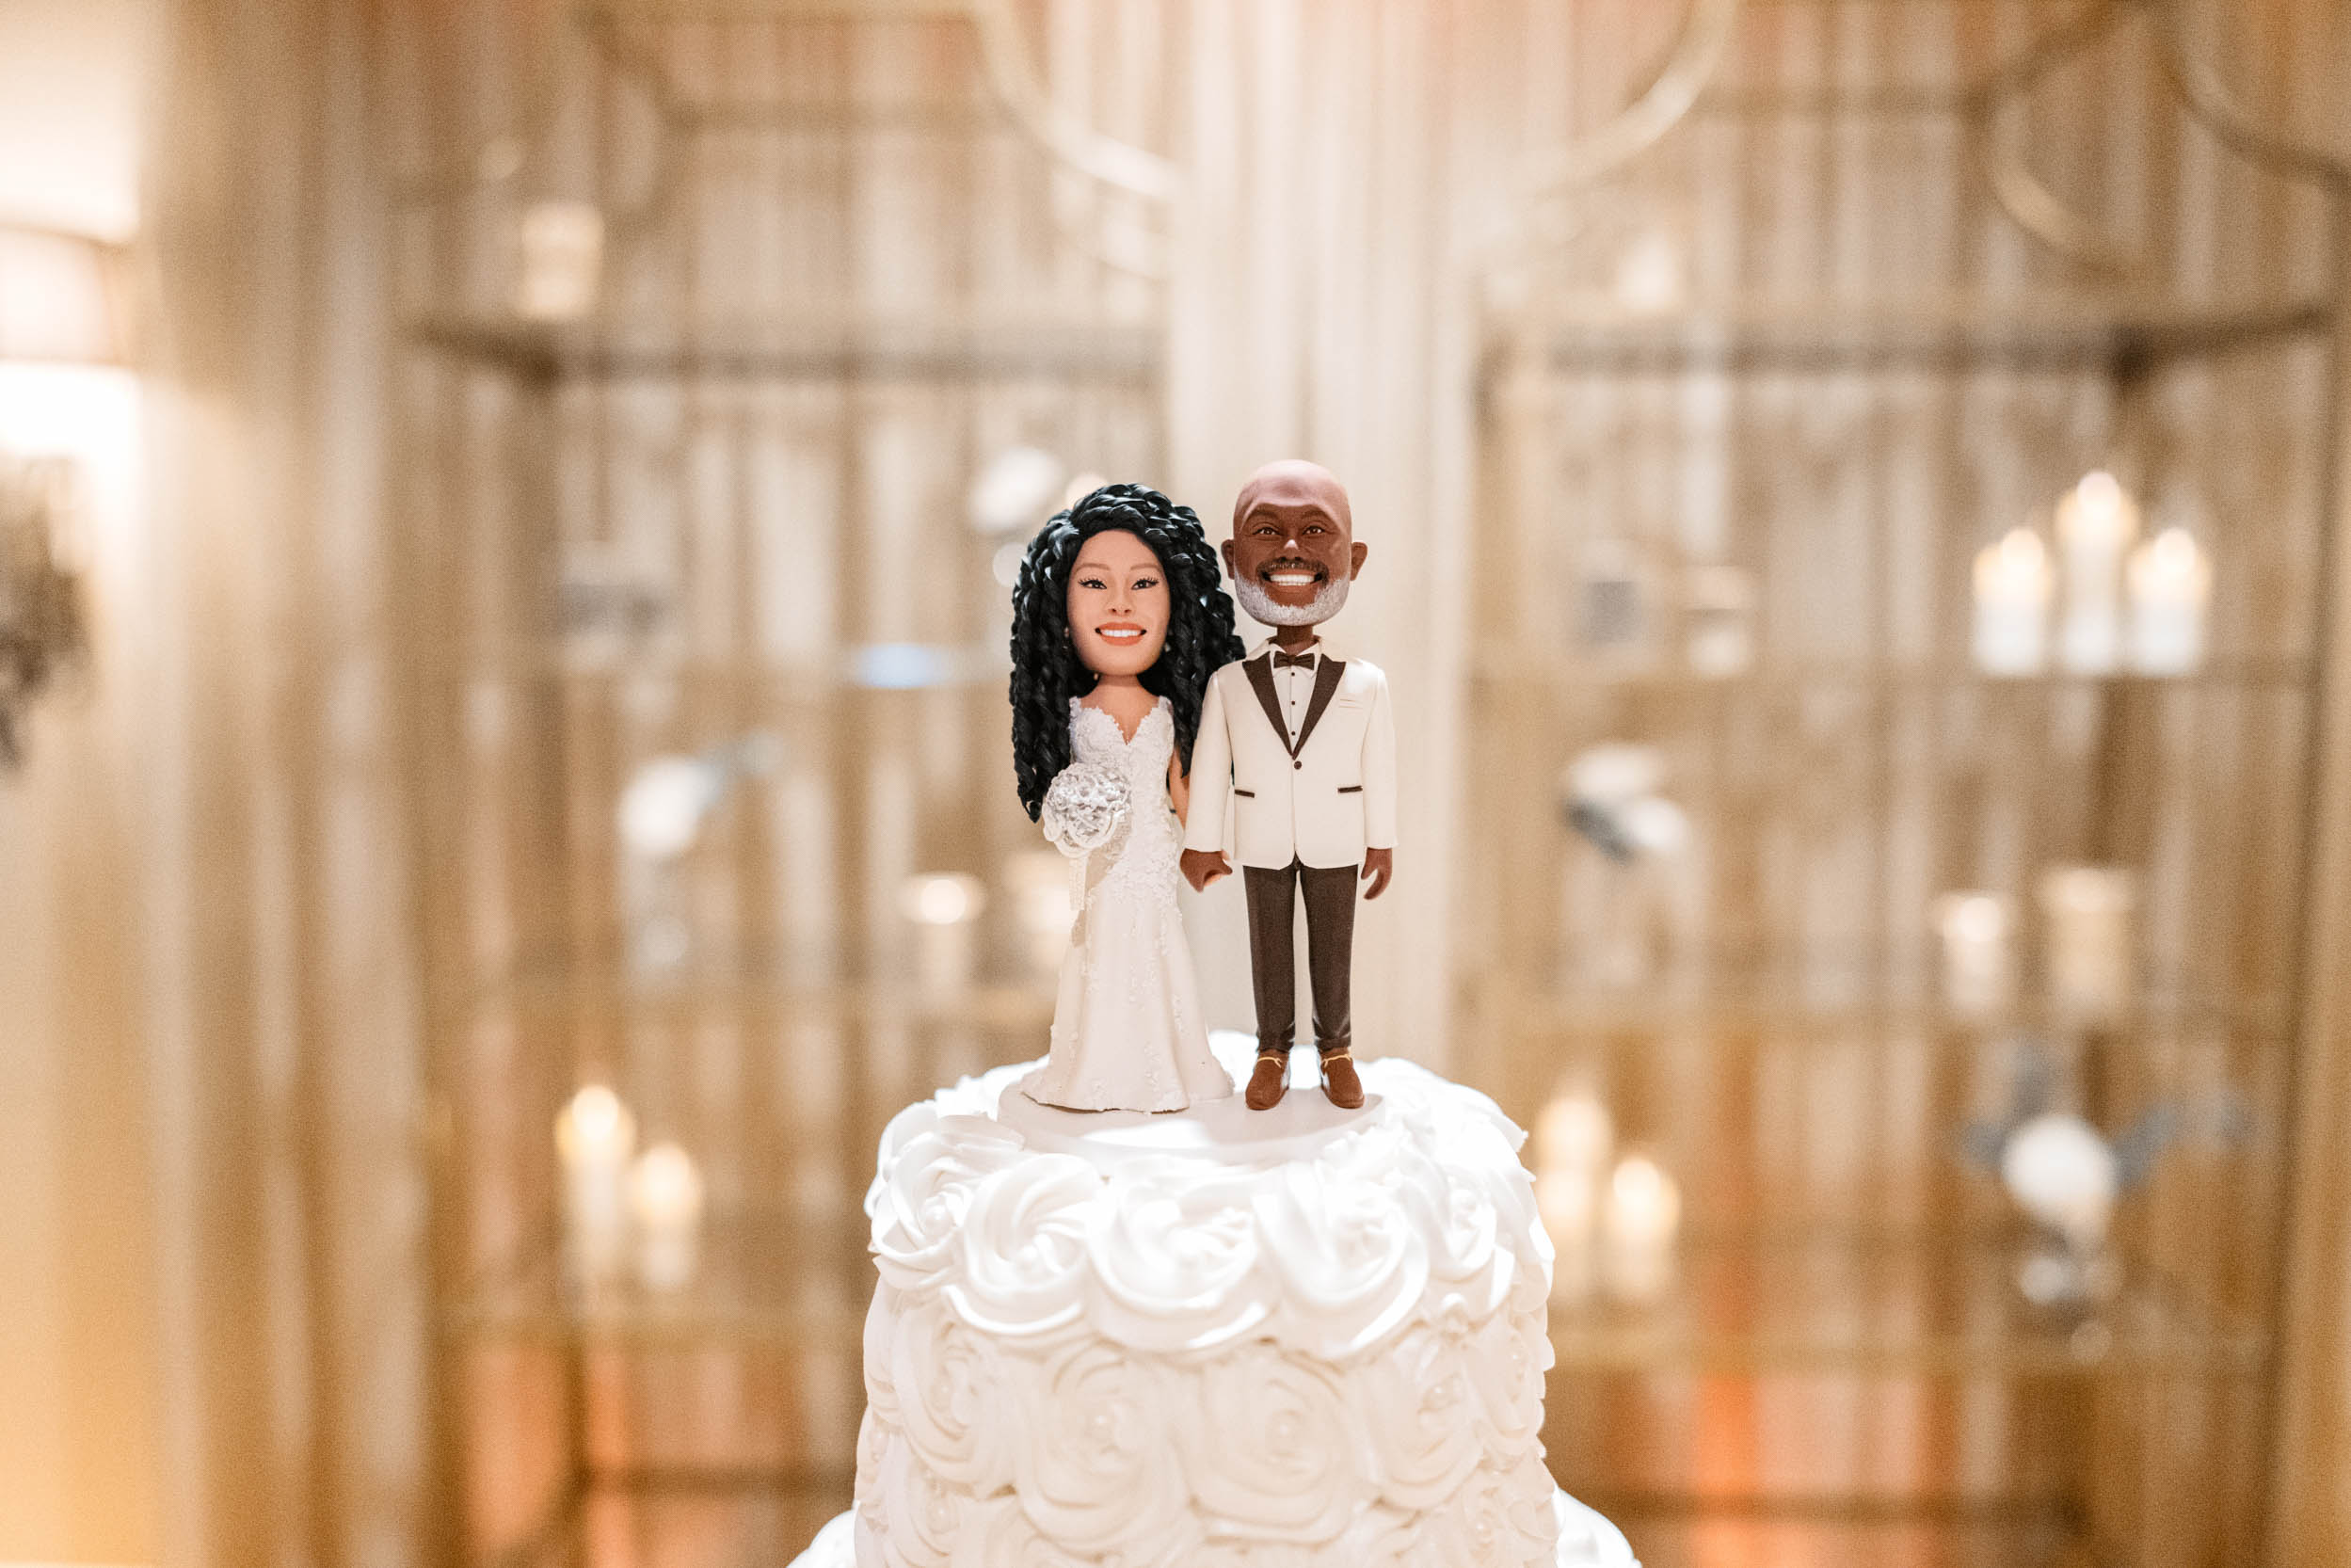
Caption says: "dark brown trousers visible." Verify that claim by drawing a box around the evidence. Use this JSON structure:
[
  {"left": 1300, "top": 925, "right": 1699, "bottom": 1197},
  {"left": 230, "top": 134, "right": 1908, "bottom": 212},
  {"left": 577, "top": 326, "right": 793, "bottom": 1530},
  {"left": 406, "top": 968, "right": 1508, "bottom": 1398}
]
[{"left": 1242, "top": 859, "right": 1357, "bottom": 1059}]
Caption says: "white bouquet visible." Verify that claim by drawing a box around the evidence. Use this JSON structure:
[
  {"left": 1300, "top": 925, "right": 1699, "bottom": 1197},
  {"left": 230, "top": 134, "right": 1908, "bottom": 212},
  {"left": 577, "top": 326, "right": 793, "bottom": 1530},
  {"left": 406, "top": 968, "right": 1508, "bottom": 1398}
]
[{"left": 1040, "top": 760, "right": 1130, "bottom": 858}]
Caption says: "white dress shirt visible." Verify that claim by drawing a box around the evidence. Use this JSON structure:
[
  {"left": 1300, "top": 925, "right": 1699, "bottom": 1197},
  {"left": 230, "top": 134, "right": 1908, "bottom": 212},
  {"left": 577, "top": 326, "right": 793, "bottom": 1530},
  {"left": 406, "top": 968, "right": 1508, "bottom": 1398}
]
[{"left": 1268, "top": 636, "right": 1324, "bottom": 744}]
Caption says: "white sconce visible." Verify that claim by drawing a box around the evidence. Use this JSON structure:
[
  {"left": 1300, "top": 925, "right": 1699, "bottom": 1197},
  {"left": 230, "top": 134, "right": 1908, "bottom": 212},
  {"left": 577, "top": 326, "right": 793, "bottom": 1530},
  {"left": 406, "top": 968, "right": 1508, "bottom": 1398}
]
[
  {"left": 619, "top": 754, "right": 728, "bottom": 862},
  {"left": 2000, "top": 1112, "right": 2118, "bottom": 1259}
]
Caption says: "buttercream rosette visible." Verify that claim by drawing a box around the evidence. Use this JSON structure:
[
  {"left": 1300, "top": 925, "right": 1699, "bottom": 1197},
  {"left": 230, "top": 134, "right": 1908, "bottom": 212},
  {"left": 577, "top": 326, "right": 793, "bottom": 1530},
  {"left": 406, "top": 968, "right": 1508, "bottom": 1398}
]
[{"left": 797, "top": 1050, "right": 1639, "bottom": 1568}]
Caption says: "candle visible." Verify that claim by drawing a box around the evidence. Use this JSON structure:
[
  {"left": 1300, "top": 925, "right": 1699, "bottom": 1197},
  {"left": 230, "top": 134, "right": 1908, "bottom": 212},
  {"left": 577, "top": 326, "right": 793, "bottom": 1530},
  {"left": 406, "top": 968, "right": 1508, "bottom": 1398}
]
[
  {"left": 1534, "top": 1090, "right": 1613, "bottom": 1304},
  {"left": 2039, "top": 866, "right": 2137, "bottom": 1025},
  {"left": 2127, "top": 527, "right": 2212, "bottom": 676},
  {"left": 1535, "top": 1090, "right": 1614, "bottom": 1178},
  {"left": 2055, "top": 472, "right": 2140, "bottom": 674},
  {"left": 900, "top": 873, "right": 985, "bottom": 997},
  {"left": 628, "top": 1141, "right": 707, "bottom": 1294},
  {"left": 515, "top": 200, "right": 604, "bottom": 322},
  {"left": 1003, "top": 848, "right": 1076, "bottom": 982},
  {"left": 1684, "top": 565, "right": 1754, "bottom": 679},
  {"left": 1614, "top": 228, "right": 1686, "bottom": 312},
  {"left": 1972, "top": 528, "right": 2053, "bottom": 676},
  {"left": 556, "top": 1084, "right": 636, "bottom": 1286},
  {"left": 1600, "top": 1153, "right": 1682, "bottom": 1304},
  {"left": 1538, "top": 1168, "right": 1601, "bottom": 1304},
  {"left": 1932, "top": 891, "right": 2014, "bottom": 1020},
  {"left": 968, "top": 445, "right": 1065, "bottom": 534}
]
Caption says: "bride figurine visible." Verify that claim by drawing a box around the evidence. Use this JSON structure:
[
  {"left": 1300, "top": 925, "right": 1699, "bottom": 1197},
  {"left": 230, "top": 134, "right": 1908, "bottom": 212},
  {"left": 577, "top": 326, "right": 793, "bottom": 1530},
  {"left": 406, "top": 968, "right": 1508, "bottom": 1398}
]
[{"left": 1009, "top": 483, "right": 1245, "bottom": 1112}]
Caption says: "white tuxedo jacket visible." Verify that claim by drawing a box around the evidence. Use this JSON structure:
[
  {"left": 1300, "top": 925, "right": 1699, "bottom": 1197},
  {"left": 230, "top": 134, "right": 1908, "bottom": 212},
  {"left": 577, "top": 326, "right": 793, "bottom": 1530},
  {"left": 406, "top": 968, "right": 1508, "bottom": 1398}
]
[{"left": 1183, "top": 641, "right": 1398, "bottom": 871}]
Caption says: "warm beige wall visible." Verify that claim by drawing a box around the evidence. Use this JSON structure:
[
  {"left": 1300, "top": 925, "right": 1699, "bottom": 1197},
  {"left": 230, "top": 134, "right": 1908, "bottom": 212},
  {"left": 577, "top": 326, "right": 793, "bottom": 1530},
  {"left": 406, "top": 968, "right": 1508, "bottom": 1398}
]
[
  {"left": 0, "top": 2, "right": 164, "bottom": 1562},
  {"left": 0, "top": 672, "right": 157, "bottom": 1566}
]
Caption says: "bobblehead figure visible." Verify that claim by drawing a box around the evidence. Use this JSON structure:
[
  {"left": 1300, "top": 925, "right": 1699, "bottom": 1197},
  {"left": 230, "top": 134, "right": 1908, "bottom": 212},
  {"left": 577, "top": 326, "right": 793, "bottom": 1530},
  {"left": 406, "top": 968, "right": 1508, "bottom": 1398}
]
[{"left": 1180, "top": 460, "right": 1397, "bottom": 1110}]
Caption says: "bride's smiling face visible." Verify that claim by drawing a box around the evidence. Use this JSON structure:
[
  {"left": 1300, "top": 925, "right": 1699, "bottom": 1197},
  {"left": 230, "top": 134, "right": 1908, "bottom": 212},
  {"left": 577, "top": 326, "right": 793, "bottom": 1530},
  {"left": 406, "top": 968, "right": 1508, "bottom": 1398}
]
[{"left": 1066, "top": 528, "right": 1171, "bottom": 680}]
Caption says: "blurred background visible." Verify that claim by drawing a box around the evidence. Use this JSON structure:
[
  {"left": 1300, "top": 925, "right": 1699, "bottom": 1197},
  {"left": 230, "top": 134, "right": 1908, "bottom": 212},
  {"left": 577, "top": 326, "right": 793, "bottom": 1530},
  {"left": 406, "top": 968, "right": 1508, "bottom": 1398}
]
[{"left": 4, "top": 2, "right": 2351, "bottom": 1567}]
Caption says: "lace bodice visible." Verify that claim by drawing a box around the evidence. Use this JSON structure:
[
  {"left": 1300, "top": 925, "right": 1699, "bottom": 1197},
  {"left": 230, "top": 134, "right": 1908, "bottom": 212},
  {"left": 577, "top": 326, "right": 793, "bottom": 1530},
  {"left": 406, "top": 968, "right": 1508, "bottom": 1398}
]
[
  {"left": 1068, "top": 697, "right": 1180, "bottom": 899},
  {"left": 1069, "top": 694, "right": 1172, "bottom": 775}
]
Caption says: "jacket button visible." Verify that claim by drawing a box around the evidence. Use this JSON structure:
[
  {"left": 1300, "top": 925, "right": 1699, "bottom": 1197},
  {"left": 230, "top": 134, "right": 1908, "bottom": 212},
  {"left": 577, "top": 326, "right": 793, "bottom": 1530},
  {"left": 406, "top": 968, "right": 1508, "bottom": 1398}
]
[{"left": 1293, "top": 759, "right": 1303, "bottom": 770}]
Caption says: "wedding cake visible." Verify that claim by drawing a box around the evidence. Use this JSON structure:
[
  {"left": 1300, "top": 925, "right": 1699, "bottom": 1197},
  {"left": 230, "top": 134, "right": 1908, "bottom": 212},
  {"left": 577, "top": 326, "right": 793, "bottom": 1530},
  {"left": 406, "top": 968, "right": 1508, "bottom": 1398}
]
[{"left": 788, "top": 1033, "right": 1638, "bottom": 1568}]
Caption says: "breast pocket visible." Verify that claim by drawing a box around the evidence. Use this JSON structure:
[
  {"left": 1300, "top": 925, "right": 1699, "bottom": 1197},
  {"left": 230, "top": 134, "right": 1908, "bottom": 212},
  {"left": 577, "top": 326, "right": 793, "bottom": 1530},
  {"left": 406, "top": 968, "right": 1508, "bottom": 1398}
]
[{"left": 1319, "top": 697, "right": 1371, "bottom": 753}]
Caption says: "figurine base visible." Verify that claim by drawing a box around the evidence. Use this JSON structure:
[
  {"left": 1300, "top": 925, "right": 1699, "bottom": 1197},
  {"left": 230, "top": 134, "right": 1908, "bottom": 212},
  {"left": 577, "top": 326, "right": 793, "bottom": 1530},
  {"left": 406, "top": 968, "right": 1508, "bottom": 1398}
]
[{"left": 1004, "top": 1069, "right": 1381, "bottom": 1169}]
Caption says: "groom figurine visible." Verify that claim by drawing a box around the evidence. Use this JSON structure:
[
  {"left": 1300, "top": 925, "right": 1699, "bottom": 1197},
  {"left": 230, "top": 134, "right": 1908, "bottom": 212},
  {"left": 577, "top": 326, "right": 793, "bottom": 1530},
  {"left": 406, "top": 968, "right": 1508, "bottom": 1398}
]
[{"left": 1181, "top": 460, "right": 1397, "bottom": 1110}]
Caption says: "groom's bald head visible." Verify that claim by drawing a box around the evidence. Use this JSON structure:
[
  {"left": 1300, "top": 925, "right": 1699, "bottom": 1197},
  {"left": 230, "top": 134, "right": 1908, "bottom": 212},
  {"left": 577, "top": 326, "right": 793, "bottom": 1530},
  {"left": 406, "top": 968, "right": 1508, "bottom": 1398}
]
[
  {"left": 1231, "top": 459, "right": 1352, "bottom": 536},
  {"left": 1224, "top": 460, "right": 1366, "bottom": 627}
]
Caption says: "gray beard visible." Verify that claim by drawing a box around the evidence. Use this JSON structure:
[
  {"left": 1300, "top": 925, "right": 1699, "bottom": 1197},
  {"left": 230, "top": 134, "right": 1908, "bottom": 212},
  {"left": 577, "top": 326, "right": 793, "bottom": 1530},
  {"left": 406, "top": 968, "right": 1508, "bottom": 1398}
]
[{"left": 1233, "top": 572, "right": 1350, "bottom": 629}]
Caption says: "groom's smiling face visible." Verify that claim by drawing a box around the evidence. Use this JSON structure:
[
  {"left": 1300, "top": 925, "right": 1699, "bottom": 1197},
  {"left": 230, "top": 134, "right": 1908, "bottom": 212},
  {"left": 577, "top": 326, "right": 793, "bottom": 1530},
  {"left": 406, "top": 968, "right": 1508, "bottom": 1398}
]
[{"left": 1224, "top": 461, "right": 1367, "bottom": 623}]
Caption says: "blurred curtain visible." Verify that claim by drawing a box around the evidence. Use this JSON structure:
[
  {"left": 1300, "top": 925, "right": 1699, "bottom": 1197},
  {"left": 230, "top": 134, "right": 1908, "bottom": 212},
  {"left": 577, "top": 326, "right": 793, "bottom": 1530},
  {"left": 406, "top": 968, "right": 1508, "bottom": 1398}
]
[
  {"left": 2275, "top": 247, "right": 2351, "bottom": 1568},
  {"left": 141, "top": 0, "right": 436, "bottom": 1565},
  {"left": 1165, "top": 0, "right": 1473, "bottom": 1061}
]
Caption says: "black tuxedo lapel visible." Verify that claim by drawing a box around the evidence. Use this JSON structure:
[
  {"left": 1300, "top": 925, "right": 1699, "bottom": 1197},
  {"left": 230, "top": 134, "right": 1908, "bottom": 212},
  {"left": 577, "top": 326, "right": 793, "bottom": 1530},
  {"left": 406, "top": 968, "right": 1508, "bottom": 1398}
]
[
  {"left": 1243, "top": 654, "right": 1289, "bottom": 750},
  {"left": 1291, "top": 657, "right": 1346, "bottom": 758}
]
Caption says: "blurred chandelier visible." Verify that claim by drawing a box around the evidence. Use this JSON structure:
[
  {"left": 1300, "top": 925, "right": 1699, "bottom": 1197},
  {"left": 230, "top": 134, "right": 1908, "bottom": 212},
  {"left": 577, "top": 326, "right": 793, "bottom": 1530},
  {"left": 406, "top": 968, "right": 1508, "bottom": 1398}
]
[
  {"left": 0, "top": 454, "right": 86, "bottom": 771},
  {"left": 0, "top": 456, "right": 85, "bottom": 769},
  {"left": 0, "top": 222, "right": 124, "bottom": 771}
]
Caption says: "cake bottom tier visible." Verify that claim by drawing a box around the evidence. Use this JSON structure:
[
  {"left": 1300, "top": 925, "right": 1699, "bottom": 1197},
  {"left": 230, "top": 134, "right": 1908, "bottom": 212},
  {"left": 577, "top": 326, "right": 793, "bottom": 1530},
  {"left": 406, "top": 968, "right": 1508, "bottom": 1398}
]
[{"left": 787, "top": 1488, "right": 1639, "bottom": 1568}]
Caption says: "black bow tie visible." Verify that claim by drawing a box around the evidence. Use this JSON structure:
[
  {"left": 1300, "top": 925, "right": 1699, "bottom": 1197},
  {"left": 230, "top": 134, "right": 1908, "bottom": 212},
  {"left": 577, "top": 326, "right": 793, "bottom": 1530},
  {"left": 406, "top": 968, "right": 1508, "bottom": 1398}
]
[{"left": 1271, "top": 650, "right": 1317, "bottom": 670}]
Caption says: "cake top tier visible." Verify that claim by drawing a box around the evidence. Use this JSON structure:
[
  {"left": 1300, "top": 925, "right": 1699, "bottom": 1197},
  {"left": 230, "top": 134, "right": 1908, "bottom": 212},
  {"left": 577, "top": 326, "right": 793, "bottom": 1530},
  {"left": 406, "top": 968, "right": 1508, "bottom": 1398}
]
[{"left": 864, "top": 1035, "right": 1551, "bottom": 1361}]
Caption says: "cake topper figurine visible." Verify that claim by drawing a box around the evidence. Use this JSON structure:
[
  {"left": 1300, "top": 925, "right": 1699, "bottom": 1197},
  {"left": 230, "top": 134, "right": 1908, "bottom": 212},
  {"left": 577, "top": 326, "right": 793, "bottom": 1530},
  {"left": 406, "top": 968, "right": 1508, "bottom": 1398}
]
[
  {"left": 1181, "top": 460, "right": 1397, "bottom": 1110},
  {"left": 1010, "top": 483, "right": 1246, "bottom": 1112}
]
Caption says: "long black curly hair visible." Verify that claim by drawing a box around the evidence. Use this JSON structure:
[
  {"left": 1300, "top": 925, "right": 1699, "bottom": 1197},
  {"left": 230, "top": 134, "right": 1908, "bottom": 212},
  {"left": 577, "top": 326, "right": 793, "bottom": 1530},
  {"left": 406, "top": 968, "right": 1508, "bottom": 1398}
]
[{"left": 1009, "top": 483, "right": 1244, "bottom": 821}]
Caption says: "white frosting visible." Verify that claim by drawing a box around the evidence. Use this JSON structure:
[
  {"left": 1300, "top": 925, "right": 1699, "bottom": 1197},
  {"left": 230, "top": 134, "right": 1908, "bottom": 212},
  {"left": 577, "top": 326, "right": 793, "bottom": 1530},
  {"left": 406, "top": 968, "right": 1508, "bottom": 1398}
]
[
  {"left": 790, "top": 1492, "right": 1636, "bottom": 1568},
  {"left": 824, "top": 1037, "right": 1639, "bottom": 1568}
]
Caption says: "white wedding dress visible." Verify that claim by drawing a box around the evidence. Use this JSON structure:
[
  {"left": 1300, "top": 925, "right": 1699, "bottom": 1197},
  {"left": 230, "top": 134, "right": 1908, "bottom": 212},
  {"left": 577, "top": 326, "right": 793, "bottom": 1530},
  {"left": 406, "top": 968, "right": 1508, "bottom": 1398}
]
[{"left": 1020, "top": 696, "right": 1234, "bottom": 1112}]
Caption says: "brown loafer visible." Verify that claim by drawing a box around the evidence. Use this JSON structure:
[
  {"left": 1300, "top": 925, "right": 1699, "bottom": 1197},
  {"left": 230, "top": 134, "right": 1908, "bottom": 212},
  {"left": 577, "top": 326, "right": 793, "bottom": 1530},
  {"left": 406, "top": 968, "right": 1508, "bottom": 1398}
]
[
  {"left": 1245, "top": 1053, "right": 1287, "bottom": 1110},
  {"left": 1320, "top": 1050, "right": 1364, "bottom": 1110}
]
